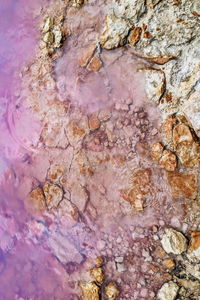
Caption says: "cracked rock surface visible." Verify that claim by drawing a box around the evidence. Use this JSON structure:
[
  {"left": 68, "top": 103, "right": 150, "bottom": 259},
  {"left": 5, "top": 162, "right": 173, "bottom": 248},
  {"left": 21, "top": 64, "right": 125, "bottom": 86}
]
[{"left": 0, "top": 0, "right": 200, "bottom": 299}]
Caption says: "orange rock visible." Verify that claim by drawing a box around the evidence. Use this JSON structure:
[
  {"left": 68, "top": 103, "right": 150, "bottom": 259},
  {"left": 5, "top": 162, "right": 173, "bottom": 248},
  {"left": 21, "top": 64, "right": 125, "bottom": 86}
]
[
  {"left": 78, "top": 44, "right": 97, "bottom": 67},
  {"left": 87, "top": 55, "right": 102, "bottom": 71},
  {"left": 43, "top": 181, "right": 63, "bottom": 210},
  {"left": 159, "top": 149, "right": 177, "bottom": 172},
  {"left": 167, "top": 172, "right": 197, "bottom": 199},
  {"left": 129, "top": 27, "right": 142, "bottom": 45},
  {"left": 188, "top": 232, "right": 200, "bottom": 251},
  {"left": 163, "top": 258, "right": 175, "bottom": 269}
]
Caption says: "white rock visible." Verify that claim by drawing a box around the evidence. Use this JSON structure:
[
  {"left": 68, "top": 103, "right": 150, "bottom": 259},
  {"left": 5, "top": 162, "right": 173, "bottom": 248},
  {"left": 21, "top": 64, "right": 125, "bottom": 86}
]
[
  {"left": 161, "top": 228, "right": 187, "bottom": 255},
  {"left": 157, "top": 281, "right": 179, "bottom": 300}
]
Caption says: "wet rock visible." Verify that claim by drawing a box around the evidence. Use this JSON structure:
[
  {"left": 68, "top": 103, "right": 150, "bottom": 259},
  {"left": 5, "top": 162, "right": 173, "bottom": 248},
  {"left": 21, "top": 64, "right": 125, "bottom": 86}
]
[
  {"left": 43, "top": 181, "right": 63, "bottom": 210},
  {"left": 157, "top": 281, "right": 179, "bottom": 300},
  {"left": 167, "top": 172, "right": 197, "bottom": 200},
  {"left": 105, "top": 282, "right": 120, "bottom": 300},
  {"left": 81, "top": 282, "right": 100, "bottom": 300},
  {"left": 99, "top": 15, "right": 131, "bottom": 49},
  {"left": 90, "top": 267, "right": 104, "bottom": 284},
  {"left": 142, "top": 68, "right": 166, "bottom": 104},
  {"left": 187, "top": 232, "right": 200, "bottom": 262},
  {"left": 161, "top": 228, "right": 187, "bottom": 255}
]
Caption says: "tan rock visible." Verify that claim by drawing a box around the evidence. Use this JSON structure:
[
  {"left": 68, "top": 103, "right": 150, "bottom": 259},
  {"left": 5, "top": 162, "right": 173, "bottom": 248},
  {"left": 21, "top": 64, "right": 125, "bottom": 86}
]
[
  {"left": 90, "top": 267, "right": 104, "bottom": 284},
  {"left": 128, "top": 27, "right": 142, "bottom": 45},
  {"left": 161, "top": 228, "right": 187, "bottom": 255},
  {"left": 81, "top": 282, "right": 99, "bottom": 300},
  {"left": 99, "top": 15, "right": 131, "bottom": 50},
  {"left": 173, "top": 123, "right": 194, "bottom": 148},
  {"left": 151, "top": 142, "right": 164, "bottom": 161},
  {"left": 143, "top": 68, "right": 166, "bottom": 104},
  {"left": 167, "top": 172, "right": 197, "bottom": 199},
  {"left": 43, "top": 181, "right": 63, "bottom": 210},
  {"left": 157, "top": 281, "right": 179, "bottom": 300},
  {"left": 187, "top": 232, "right": 200, "bottom": 262},
  {"left": 72, "top": 0, "right": 84, "bottom": 7},
  {"left": 162, "top": 114, "right": 177, "bottom": 146},
  {"left": 159, "top": 149, "right": 177, "bottom": 172},
  {"left": 105, "top": 282, "right": 120, "bottom": 299}
]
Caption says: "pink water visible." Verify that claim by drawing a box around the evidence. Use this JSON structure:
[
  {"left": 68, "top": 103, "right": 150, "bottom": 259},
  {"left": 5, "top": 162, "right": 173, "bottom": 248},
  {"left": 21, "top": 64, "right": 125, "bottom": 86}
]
[{"left": 0, "top": 1, "right": 74, "bottom": 299}]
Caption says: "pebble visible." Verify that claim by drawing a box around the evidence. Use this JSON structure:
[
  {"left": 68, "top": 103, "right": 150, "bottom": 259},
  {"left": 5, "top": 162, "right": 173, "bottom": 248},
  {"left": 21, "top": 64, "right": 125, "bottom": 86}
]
[
  {"left": 161, "top": 228, "right": 187, "bottom": 255},
  {"left": 157, "top": 281, "right": 179, "bottom": 300}
]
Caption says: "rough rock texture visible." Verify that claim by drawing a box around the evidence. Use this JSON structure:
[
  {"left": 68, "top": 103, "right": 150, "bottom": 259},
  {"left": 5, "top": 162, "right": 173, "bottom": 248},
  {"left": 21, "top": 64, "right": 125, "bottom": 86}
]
[{"left": 1, "top": 0, "right": 200, "bottom": 299}]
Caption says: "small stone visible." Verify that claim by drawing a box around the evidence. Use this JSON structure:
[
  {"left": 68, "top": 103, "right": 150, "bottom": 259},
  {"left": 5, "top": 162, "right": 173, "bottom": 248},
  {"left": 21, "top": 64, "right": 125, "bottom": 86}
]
[
  {"left": 90, "top": 267, "right": 104, "bottom": 284},
  {"left": 187, "top": 232, "right": 200, "bottom": 262},
  {"left": 43, "top": 181, "right": 63, "bottom": 210},
  {"left": 43, "top": 31, "right": 54, "bottom": 44},
  {"left": 162, "top": 258, "right": 175, "bottom": 270},
  {"left": 128, "top": 27, "right": 142, "bottom": 45},
  {"left": 99, "top": 15, "right": 131, "bottom": 50},
  {"left": 157, "top": 281, "right": 179, "bottom": 300},
  {"left": 161, "top": 228, "right": 187, "bottom": 255},
  {"left": 105, "top": 282, "right": 120, "bottom": 300},
  {"left": 159, "top": 149, "right": 177, "bottom": 172},
  {"left": 151, "top": 128, "right": 158, "bottom": 135},
  {"left": 81, "top": 282, "right": 99, "bottom": 300},
  {"left": 72, "top": 0, "right": 84, "bottom": 7}
]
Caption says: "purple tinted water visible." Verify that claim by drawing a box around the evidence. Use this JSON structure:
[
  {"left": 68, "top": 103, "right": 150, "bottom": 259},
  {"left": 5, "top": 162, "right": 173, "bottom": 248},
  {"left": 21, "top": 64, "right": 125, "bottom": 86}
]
[{"left": 0, "top": 1, "right": 73, "bottom": 299}]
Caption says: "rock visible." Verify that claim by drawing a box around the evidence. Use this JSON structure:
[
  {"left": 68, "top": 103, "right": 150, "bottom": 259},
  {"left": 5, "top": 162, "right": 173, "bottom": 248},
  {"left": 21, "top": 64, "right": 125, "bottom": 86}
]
[
  {"left": 161, "top": 228, "right": 187, "bottom": 255},
  {"left": 43, "top": 181, "right": 63, "bottom": 210},
  {"left": 128, "top": 27, "right": 142, "bottom": 45},
  {"left": 162, "top": 258, "right": 175, "bottom": 270},
  {"left": 47, "top": 163, "right": 64, "bottom": 183},
  {"left": 95, "top": 256, "right": 105, "bottom": 267},
  {"left": 78, "top": 44, "right": 97, "bottom": 68},
  {"left": 81, "top": 282, "right": 100, "bottom": 300},
  {"left": 151, "top": 142, "right": 164, "bottom": 161},
  {"left": 72, "top": 0, "right": 84, "bottom": 8},
  {"left": 187, "top": 232, "right": 200, "bottom": 262},
  {"left": 99, "top": 15, "right": 131, "bottom": 49},
  {"left": 27, "top": 187, "right": 46, "bottom": 213},
  {"left": 167, "top": 172, "right": 197, "bottom": 200},
  {"left": 157, "top": 281, "right": 180, "bottom": 300},
  {"left": 142, "top": 68, "right": 166, "bottom": 104},
  {"left": 90, "top": 267, "right": 104, "bottom": 284},
  {"left": 173, "top": 123, "right": 200, "bottom": 168},
  {"left": 87, "top": 55, "right": 102, "bottom": 71},
  {"left": 105, "top": 282, "right": 120, "bottom": 299},
  {"left": 88, "top": 114, "right": 101, "bottom": 131},
  {"left": 159, "top": 149, "right": 177, "bottom": 172}
]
